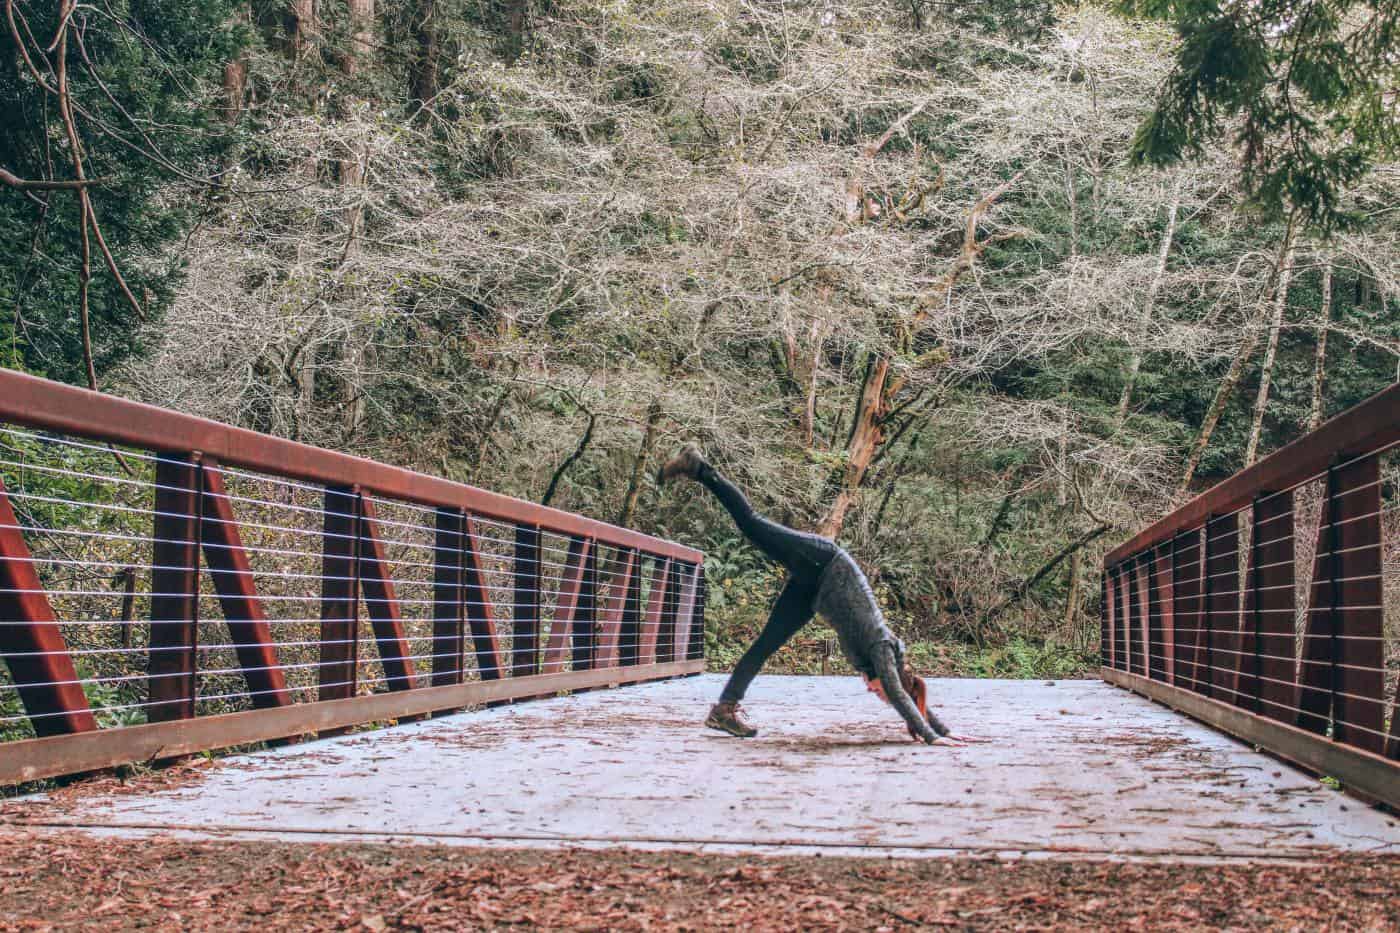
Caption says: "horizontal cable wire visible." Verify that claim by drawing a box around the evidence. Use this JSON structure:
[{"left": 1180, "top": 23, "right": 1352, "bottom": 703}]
[
  {"left": 0, "top": 656, "right": 673, "bottom": 724},
  {"left": 0, "top": 634, "right": 671, "bottom": 693},
  {"left": 1139, "top": 641, "right": 1390, "bottom": 675},
  {"left": 0, "top": 626, "right": 672, "bottom": 658},
  {"left": 1121, "top": 664, "right": 1397, "bottom": 744},
  {"left": 0, "top": 554, "right": 692, "bottom": 596},
  {"left": 0, "top": 459, "right": 597, "bottom": 566},
  {"left": 1, "top": 522, "right": 694, "bottom": 587},
  {"left": 0, "top": 553, "right": 700, "bottom": 600},
  {"left": 0, "top": 427, "right": 159, "bottom": 464},
  {"left": 0, "top": 609, "right": 693, "bottom": 630}
]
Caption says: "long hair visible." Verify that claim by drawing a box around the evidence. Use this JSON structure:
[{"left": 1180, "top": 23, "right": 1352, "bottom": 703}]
[{"left": 899, "top": 664, "right": 929, "bottom": 733}]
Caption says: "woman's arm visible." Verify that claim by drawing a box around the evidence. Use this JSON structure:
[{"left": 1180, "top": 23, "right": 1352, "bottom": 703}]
[{"left": 870, "top": 642, "right": 941, "bottom": 744}]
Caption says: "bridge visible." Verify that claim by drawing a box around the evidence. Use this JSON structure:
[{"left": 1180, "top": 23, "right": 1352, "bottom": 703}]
[{"left": 1, "top": 369, "right": 1398, "bottom": 867}]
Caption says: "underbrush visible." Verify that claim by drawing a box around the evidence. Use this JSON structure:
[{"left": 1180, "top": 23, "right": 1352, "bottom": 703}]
[{"left": 703, "top": 599, "right": 1097, "bottom": 681}]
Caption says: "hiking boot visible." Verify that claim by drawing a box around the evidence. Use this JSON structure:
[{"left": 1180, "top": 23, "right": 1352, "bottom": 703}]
[
  {"left": 657, "top": 445, "right": 705, "bottom": 486},
  {"left": 705, "top": 701, "right": 758, "bottom": 738}
]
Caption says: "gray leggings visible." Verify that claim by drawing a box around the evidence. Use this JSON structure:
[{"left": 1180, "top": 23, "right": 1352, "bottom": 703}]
[{"left": 694, "top": 465, "right": 836, "bottom": 704}]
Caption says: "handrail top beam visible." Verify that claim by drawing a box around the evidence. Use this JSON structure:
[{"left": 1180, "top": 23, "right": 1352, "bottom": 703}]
[{"left": 0, "top": 368, "right": 700, "bottom": 562}]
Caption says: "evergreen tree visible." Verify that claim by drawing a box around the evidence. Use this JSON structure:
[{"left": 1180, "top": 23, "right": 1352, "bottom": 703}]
[
  {"left": 1, "top": 0, "right": 245, "bottom": 383},
  {"left": 1122, "top": 0, "right": 1400, "bottom": 225}
]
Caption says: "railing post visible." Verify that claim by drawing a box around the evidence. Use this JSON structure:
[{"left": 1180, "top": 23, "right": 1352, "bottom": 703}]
[
  {"left": 1133, "top": 554, "right": 1150, "bottom": 677},
  {"left": 1147, "top": 543, "right": 1171, "bottom": 682},
  {"left": 1299, "top": 464, "right": 1341, "bottom": 737},
  {"left": 148, "top": 453, "right": 201, "bottom": 723},
  {"left": 1164, "top": 529, "right": 1176, "bottom": 683},
  {"left": 1104, "top": 565, "right": 1116, "bottom": 670},
  {"left": 1099, "top": 566, "right": 1109, "bottom": 669},
  {"left": 512, "top": 524, "right": 541, "bottom": 678},
  {"left": 1115, "top": 566, "right": 1130, "bottom": 672},
  {"left": 1251, "top": 490, "right": 1296, "bottom": 724},
  {"left": 319, "top": 484, "right": 360, "bottom": 703},
  {"left": 1330, "top": 456, "right": 1383, "bottom": 753},
  {"left": 672, "top": 561, "right": 700, "bottom": 664},
  {"left": 1297, "top": 457, "right": 1384, "bottom": 752},
  {"left": 658, "top": 558, "right": 682, "bottom": 664},
  {"left": 637, "top": 558, "right": 668, "bottom": 665},
  {"left": 688, "top": 566, "right": 707, "bottom": 662},
  {"left": 1196, "top": 514, "right": 1224, "bottom": 698},
  {"left": 571, "top": 543, "right": 598, "bottom": 671},
  {"left": 1126, "top": 560, "right": 1139, "bottom": 675},
  {"left": 432, "top": 507, "right": 466, "bottom": 688},
  {"left": 1245, "top": 494, "right": 1265, "bottom": 714},
  {"left": 619, "top": 549, "right": 643, "bottom": 668},
  {"left": 1172, "top": 529, "right": 1203, "bottom": 691},
  {"left": 595, "top": 547, "right": 636, "bottom": 669}
]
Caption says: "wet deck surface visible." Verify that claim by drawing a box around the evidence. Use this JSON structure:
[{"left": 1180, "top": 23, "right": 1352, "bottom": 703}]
[{"left": 8, "top": 675, "right": 1399, "bottom": 861}]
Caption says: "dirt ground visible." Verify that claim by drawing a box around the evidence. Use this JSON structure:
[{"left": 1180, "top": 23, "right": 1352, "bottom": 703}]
[{"left": 1, "top": 831, "right": 1398, "bottom": 931}]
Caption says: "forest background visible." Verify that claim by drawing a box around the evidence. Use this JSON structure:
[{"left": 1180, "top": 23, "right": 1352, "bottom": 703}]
[{"left": 3, "top": 0, "right": 1398, "bottom": 681}]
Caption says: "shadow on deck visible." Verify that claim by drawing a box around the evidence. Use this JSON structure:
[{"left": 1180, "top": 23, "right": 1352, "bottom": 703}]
[{"left": 5, "top": 675, "right": 1397, "bottom": 862}]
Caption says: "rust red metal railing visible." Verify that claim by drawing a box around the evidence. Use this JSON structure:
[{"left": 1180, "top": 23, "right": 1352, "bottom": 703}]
[
  {"left": 0, "top": 369, "right": 705, "bottom": 785},
  {"left": 1102, "top": 381, "right": 1400, "bottom": 809}
]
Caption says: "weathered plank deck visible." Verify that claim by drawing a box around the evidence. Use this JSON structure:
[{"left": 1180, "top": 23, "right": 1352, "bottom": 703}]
[{"left": 6, "top": 675, "right": 1397, "bottom": 862}]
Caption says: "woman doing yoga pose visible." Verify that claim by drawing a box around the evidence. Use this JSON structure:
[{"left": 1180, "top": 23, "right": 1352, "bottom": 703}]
[{"left": 657, "top": 446, "right": 971, "bottom": 746}]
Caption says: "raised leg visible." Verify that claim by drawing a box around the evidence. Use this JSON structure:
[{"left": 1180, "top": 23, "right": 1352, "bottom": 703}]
[{"left": 695, "top": 465, "right": 835, "bottom": 578}]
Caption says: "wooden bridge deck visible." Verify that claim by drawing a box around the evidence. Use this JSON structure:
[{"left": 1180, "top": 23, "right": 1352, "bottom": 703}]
[{"left": 5, "top": 675, "right": 1397, "bottom": 862}]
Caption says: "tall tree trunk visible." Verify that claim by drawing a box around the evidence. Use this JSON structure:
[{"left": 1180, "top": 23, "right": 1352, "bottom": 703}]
[
  {"left": 338, "top": 0, "right": 373, "bottom": 254},
  {"left": 1056, "top": 407, "right": 1069, "bottom": 507},
  {"left": 1180, "top": 223, "right": 1299, "bottom": 494},
  {"left": 222, "top": 61, "right": 247, "bottom": 123},
  {"left": 222, "top": 3, "right": 248, "bottom": 129},
  {"left": 1061, "top": 143, "right": 1079, "bottom": 261},
  {"left": 343, "top": 341, "right": 367, "bottom": 442},
  {"left": 1243, "top": 217, "right": 1298, "bottom": 466},
  {"left": 1116, "top": 176, "right": 1182, "bottom": 423},
  {"left": 285, "top": 332, "right": 319, "bottom": 442},
  {"left": 803, "top": 321, "right": 827, "bottom": 448},
  {"left": 1063, "top": 549, "right": 1081, "bottom": 633},
  {"left": 408, "top": 0, "right": 439, "bottom": 107},
  {"left": 617, "top": 400, "right": 662, "bottom": 528},
  {"left": 289, "top": 0, "right": 316, "bottom": 60},
  {"left": 503, "top": 0, "right": 529, "bottom": 62},
  {"left": 336, "top": 0, "right": 374, "bottom": 438},
  {"left": 221, "top": 3, "right": 251, "bottom": 123},
  {"left": 1308, "top": 257, "right": 1333, "bottom": 432},
  {"left": 1178, "top": 325, "right": 1263, "bottom": 497},
  {"left": 818, "top": 356, "right": 890, "bottom": 537},
  {"left": 345, "top": 0, "right": 373, "bottom": 75}
]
